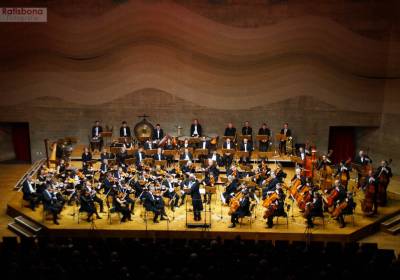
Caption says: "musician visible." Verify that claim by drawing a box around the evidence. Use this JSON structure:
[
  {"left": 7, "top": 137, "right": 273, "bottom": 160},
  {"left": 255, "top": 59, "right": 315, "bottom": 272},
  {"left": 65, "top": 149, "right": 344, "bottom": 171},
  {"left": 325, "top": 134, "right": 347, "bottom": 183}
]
[
  {"left": 327, "top": 180, "right": 347, "bottom": 213},
  {"left": 100, "top": 148, "right": 113, "bottom": 162},
  {"left": 81, "top": 147, "right": 92, "bottom": 168},
  {"left": 79, "top": 188, "right": 102, "bottom": 222},
  {"left": 123, "top": 137, "right": 133, "bottom": 150},
  {"left": 190, "top": 119, "right": 202, "bottom": 137},
  {"left": 180, "top": 148, "right": 193, "bottom": 161},
  {"left": 42, "top": 186, "right": 63, "bottom": 225},
  {"left": 197, "top": 136, "right": 210, "bottom": 163},
  {"left": 297, "top": 147, "right": 307, "bottom": 161},
  {"left": 119, "top": 121, "right": 131, "bottom": 137},
  {"left": 182, "top": 160, "right": 196, "bottom": 174},
  {"left": 222, "top": 175, "right": 239, "bottom": 204},
  {"left": 226, "top": 164, "right": 239, "bottom": 179},
  {"left": 291, "top": 168, "right": 306, "bottom": 186},
  {"left": 203, "top": 159, "right": 219, "bottom": 204},
  {"left": 224, "top": 122, "right": 236, "bottom": 137},
  {"left": 334, "top": 160, "right": 351, "bottom": 189},
  {"left": 188, "top": 174, "right": 203, "bottom": 221},
  {"left": 258, "top": 123, "right": 271, "bottom": 152},
  {"left": 305, "top": 192, "right": 323, "bottom": 228},
  {"left": 116, "top": 146, "right": 128, "bottom": 168},
  {"left": 135, "top": 147, "right": 145, "bottom": 167},
  {"left": 162, "top": 176, "right": 180, "bottom": 210},
  {"left": 141, "top": 187, "right": 161, "bottom": 223},
  {"left": 375, "top": 160, "right": 393, "bottom": 206},
  {"left": 279, "top": 123, "right": 291, "bottom": 154},
  {"left": 334, "top": 192, "right": 356, "bottom": 228},
  {"left": 182, "top": 138, "right": 191, "bottom": 149},
  {"left": 239, "top": 138, "right": 253, "bottom": 163},
  {"left": 144, "top": 139, "right": 154, "bottom": 150},
  {"left": 56, "top": 159, "right": 67, "bottom": 179},
  {"left": 223, "top": 138, "right": 234, "bottom": 168},
  {"left": 153, "top": 147, "right": 165, "bottom": 161},
  {"left": 164, "top": 138, "right": 175, "bottom": 150},
  {"left": 317, "top": 155, "right": 331, "bottom": 170},
  {"left": 85, "top": 181, "right": 104, "bottom": 213},
  {"left": 152, "top": 124, "right": 164, "bottom": 142},
  {"left": 209, "top": 150, "right": 223, "bottom": 167},
  {"left": 22, "top": 176, "right": 38, "bottom": 210},
  {"left": 354, "top": 150, "right": 372, "bottom": 166},
  {"left": 154, "top": 188, "right": 169, "bottom": 221},
  {"left": 241, "top": 121, "right": 253, "bottom": 138},
  {"left": 262, "top": 173, "right": 280, "bottom": 199},
  {"left": 91, "top": 120, "right": 103, "bottom": 151},
  {"left": 100, "top": 159, "right": 108, "bottom": 179},
  {"left": 114, "top": 191, "right": 132, "bottom": 223},
  {"left": 229, "top": 189, "right": 251, "bottom": 228},
  {"left": 362, "top": 170, "right": 379, "bottom": 215},
  {"left": 266, "top": 187, "right": 286, "bottom": 229}
]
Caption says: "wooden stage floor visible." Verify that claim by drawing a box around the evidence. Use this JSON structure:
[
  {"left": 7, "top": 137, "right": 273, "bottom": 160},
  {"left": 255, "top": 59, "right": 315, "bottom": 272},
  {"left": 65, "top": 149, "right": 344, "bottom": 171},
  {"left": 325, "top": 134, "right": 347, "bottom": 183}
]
[{"left": 7, "top": 166, "right": 400, "bottom": 242}]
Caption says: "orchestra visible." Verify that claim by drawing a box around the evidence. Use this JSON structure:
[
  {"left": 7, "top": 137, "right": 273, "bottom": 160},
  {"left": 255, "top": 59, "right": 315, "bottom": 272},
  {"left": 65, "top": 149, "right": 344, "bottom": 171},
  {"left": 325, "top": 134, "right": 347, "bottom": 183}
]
[{"left": 20, "top": 119, "right": 394, "bottom": 232}]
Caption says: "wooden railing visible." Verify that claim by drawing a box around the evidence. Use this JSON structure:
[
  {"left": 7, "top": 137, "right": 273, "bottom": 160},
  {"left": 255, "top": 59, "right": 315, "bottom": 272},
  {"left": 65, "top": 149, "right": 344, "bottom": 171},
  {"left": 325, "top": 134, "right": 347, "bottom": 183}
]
[{"left": 14, "top": 158, "right": 47, "bottom": 191}]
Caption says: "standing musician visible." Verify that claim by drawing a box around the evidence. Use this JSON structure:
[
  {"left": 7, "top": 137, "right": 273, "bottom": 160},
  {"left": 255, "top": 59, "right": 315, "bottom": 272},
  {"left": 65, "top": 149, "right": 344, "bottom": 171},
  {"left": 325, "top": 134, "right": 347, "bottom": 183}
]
[
  {"left": 279, "top": 123, "right": 291, "bottom": 154},
  {"left": 334, "top": 160, "right": 351, "bottom": 189},
  {"left": 241, "top": 121, "right": 253, "bottom": 139},
  {"left": 152, "top": 124, "right": 164, "bottom": 142},
  {"left": 224, "top": 122, "right": 237, "bottom": 138},
  {"left": 375, "top": 160, "right": 393, "bottom": 206},
  {"left": 79, "top": 188, "right": 102, "bottom": 222},
  {"left": 91, "top": 120, "right": 103, "bottom": 151},
  {"left": 297, "top": 147, "right": 308, "bottom": 162},
  {"left": 264, "top": 187, "right": 286, "bottom": 229},
  {"left": 239, "top": 138, "right": 253, "bottom": 163},
  {"left": 114, "top": 191, "right": 132, "bottom": 223},
  {"left": 119, "top": 121, "right": 131, "bottom": 137},
  {"left": 153, "top": 147, "right": 165, "bottom": 161},
  {"left": 361, "top": 170, "right": 379, "bottom": 215},
  {"left": 190, "top": 119, "right": 202, "bottom": 137},
  {"left": 187, "top": 174, "right": 203, "bottom": 221},
  {"left": 229, "top": 188, "right": 251, "bottom": 228},
  {"left": 223, "top": 138, "right": 234, "bottom": 168},
  {"left": 354, "top": 150, "right": 373, "bottom": 183},
  {"left": 304, "top": 192, "right": 323, "bottom": 228},
  {"left": 258, "top": 123, "right": 271, "bottom": 152},
  {"left": 22, "top": 176, "right": 39, "bottom": 210}
]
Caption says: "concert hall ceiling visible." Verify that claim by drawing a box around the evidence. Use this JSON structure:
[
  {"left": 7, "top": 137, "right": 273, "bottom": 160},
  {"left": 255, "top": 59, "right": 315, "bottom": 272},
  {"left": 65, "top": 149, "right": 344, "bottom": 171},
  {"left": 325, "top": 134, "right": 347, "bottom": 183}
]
[{"left": 0, "top": 0, "right": 398, "bottom": 112}]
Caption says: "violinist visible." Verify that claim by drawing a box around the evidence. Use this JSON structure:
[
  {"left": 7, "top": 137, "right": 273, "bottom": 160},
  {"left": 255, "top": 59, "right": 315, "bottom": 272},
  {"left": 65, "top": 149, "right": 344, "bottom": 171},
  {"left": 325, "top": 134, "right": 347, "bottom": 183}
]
[
  {"left": 203, "top": 159, "right": 219, "bottom": 204},
  {"left": 114, "top": 191, "right": 132, "bottom": 223},
  {"left": 375, "top": 160, "right": 392, "bottom": 206},
  {"left": 56, "top": 159, "right": 67, "bottom": 180},
  {"left": 141, "top": 187, "right": 161, "bottom": 223},
  {"left": 154, "top": 187, "right": 169, "bottom": 221},
  {"left": 22, "top": 176, "right": 39, "bottom": 210},
  {"left": 162, "top": 175, "right": 180, "bottom": 211},
  {"left": 79, "top": 188, "right": 102, "bottom": 222},
  {"left": 100, "top": 159, "right": 109, "bottom": 181},
  {"left": 85, "top": 181, "right": 104, "bottom": 213},
  {"left": 334, "top": 160, "right": 351, "bottom": 189},
  {"left": 258, "top": 123, "right": 271, "bottom": 152},
  {"left": 304, "top": 192, "right": 323, "bottom": 228},
  {"left": 265, "top": 187, "right": 286, "bottom": 229},
  {"left": 42, "top": 186, "right": 63, "bottom": 225},
  {"left": 116, "top": 146, "right": 128, "bottom": 168},
  {"left": 182, "top": 160, "right": 196, "bottom": 174},
  {"left": 228, "top": 188, "right": 251, "bottom": 228},
  {"left": 226, "top": 165, "right": 239, "bottom": 179}
]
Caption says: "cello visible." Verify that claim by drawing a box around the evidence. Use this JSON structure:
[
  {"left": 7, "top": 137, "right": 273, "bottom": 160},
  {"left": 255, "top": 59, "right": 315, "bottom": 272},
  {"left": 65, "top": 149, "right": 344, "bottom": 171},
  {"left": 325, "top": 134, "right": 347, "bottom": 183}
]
[
  {"left": 262, "top": 192, "right": 279, "bottom": 219},
  {"left": 377, "top": 159, "right": 392, "bottom": 206}
]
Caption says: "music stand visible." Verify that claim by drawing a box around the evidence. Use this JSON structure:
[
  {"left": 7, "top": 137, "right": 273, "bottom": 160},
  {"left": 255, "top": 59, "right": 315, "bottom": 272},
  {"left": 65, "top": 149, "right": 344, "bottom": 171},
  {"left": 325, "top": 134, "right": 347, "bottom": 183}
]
[
  {"left": 222, "top": 149, "right": 235, "bottom": 155},
  {"left": 143, "top": 158, "right": 154, "bottom": 166},
  {"left": 118, "top": 136, "right": 132, "bottom": 143},
  {"left": 110, "top": 147, "right": 121, "bottom": 155},
  {"left": 125, "top": 158, "right": 136, "bottom": 166},
  {"left": 235, "top": 151, "right": 249, "bottom": 161},
  {"left": 276, "top": 134, "right": 287, "bottom": 142},
  {"left": 137, "top": 136, "right": 150, "bottom": 143},
  {"left": 256, "top": 135, "right": 270, "bottom": 142},
  {"left": 194, "top": 149, "right": 209, "bottom": 163},
  {"left": 291, "top": 156, "right": 304, "bottom": 165},
  {"left": 154, "top": 160, "right": 167, "bottom": 168},
  {"left": 239, "top": 135, "right": 252, "bottom": 141},
  {"left": 179, "top": 160, "right": 188, "bottom": 167},
  {"left": 180, "top": 147, "right": 194, "bottom": 154},
  {"left": 144, "top": 149, "right": 157, "bottom": 157},
  {"left": 189, "top": 137, "right": 201, "bottom": 145},
  {"left": 222, "top": 136, "right": 235, "bottom": 142},
  {"left": 127, "top": 149, "right": 137, "bottom": 156}
]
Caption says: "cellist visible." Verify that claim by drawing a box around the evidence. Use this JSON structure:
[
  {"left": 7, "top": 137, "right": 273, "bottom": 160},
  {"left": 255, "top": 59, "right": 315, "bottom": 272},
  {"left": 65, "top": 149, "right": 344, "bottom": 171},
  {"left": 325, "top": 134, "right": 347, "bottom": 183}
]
[
  {"left": 228, "top": 188, "right": 251, "bottom": 228},
  {"left": 264, "top": 186, "right": 286, "bottom": 228}
]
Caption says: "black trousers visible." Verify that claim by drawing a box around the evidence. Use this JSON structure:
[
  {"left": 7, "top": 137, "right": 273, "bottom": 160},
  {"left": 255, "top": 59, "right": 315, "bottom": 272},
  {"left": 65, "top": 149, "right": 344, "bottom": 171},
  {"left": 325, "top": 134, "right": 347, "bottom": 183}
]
[
  {"left": 279, "top": 141, "right": 286, "bottom": 154},
  {"left": 92, "top": 195, "right": 104, "bottom": 212}
]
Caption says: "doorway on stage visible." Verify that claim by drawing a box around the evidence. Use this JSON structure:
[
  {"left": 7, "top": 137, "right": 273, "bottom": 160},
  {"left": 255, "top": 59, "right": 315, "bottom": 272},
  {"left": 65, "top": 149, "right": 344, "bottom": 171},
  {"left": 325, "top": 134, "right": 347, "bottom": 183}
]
[{"left": 0, "top": 122, "right": 31, "bottom": 163}]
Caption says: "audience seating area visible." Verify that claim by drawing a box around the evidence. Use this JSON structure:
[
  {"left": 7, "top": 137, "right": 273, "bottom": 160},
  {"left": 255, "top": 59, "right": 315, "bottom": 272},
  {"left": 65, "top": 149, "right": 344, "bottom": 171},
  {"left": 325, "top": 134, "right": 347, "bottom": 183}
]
[{"left": 1, "top": 236, "right": 399, "bottom": 279}]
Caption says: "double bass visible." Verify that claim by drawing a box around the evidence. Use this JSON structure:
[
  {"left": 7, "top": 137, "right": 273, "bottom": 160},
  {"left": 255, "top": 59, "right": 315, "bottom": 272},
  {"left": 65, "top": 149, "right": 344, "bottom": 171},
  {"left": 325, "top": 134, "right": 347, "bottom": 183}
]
[
  {"left": 377, "top": 159, "right": 392, "bottom": 206},
  {"left": 361, "top": 173, "right": 376, "bottom": 215}
]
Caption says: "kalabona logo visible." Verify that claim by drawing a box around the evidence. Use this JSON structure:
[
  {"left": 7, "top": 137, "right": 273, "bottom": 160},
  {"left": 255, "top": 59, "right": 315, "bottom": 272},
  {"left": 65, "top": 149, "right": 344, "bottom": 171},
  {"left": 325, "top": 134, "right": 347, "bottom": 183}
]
[{"left": 0, "top": 7, "right": 47, "bottom": 22}]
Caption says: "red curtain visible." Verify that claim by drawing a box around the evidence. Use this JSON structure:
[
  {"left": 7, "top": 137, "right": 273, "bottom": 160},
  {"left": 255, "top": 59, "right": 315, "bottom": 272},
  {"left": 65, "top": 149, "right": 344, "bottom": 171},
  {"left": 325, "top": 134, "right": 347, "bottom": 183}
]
[
  {"left": 11, "top": 123, "right": 31, "bottom": 162},
  {"left": 328, "top": 127, "right": 355, "bottom": 164}
]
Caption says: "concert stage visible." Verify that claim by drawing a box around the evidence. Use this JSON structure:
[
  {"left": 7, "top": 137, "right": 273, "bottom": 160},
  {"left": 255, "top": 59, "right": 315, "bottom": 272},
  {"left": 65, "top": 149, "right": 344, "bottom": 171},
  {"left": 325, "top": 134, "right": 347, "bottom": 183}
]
[{"left": 7, "top": 175, "right": 400, "bottom": 242}]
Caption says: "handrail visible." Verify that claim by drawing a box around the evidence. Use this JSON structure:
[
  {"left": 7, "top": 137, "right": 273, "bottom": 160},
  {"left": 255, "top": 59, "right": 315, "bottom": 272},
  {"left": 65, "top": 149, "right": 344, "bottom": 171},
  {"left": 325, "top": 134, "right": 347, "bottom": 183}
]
[{"left": 14, "top": 158, "right": 47, "bottom": 191}]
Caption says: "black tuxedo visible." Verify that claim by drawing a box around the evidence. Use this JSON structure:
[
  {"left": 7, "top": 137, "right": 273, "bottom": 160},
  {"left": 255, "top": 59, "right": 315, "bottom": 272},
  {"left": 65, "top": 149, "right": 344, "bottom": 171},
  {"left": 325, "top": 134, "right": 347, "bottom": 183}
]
[
  {"left": 188, "top": 180, "right": 203, "bottom": 220},
  {"left": 280, "top": 128, "right": 292, "bottom": 137},
  {"left": 22, "top": 180, "right": 38, "bottom": 210},
  {"left": 242, "top": 126, "right": 252, "bottom": 136},
  {"left": 180, "top": 152, "right": 193, "bottom": 161},
  {"left": 224, "top": 127, "right": 236, "bottom": 137},
  {"left": 354, "top": 155, "right": 372, "bottom": 166},
  {"left": 258, "top": 127, "right": 271, "bottom": 136},
  {"left": 144, "top": 142, "right": 155, "bottom": 150},
  {"left": 240, "top": 142, "right": 253, "bottom": 152},
  {"left": 153, "top": 153, "right": 165, "bottom": 161},
  {"left": 81, "top": 152, "right": 92, "bottom": 163},
  {"left": 190, "top": 124, "right": 202, "bottom": 137},
  {"left": 152, "top": 128, "right": 164, "bottom": 140},
  {"left": 258, "top": 127, "right": 271, "bottom": 152},
  {"left": 209, "top": 153, "right": 223, "bottom": 166},
  {"left": 198, "top": 140, "right": 210, "bottom": 150},
  {"left": 91, "top": 125, "right": 103, "bottom": 138},
  {"left": 135, "top": 151, "right": 145, "bottom": 166},
  {"left": 119, "top": 126, "right": 131, "bottom": 137}
]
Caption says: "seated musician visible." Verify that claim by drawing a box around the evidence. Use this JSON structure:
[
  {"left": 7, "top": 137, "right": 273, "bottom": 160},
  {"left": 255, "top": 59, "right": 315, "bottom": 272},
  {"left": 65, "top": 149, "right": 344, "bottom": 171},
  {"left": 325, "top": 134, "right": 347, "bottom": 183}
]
[
  {"left": 182, "top": 138, "right": 191, "bottom": 149},
  {"left": 279, "top": 123, "right": 291, "bottom": 154},
  {"left": 162, "top": 175, "right": 180, "bottom": 211},
  {"left": 209, "top": 150, "right": 223, "bottom": 167},
  {"left": 333, "top": 191, "right": 356, "bottom": 228},
  {"left": 135, "top": 147, "right": 145, "bottom": 167},
  {"left": 334, "top": 160, "right": 351, "bottom": 189},
  {"left": 119, "top": 121, "right": 131, "bottom": 137},
  {"left": 182, "top": 160, "right": 196, "bottom": 174},
  {"left": 153, "top": 147, "right": 165, "bottom": 161},
  {"left": 42, "top": 186, "right": 63, "bottom": 225},
  {"left": 221, "top": 175, "right": 239, "bottom": 204},
  {"left": 180, "top": 148, "right": 193, "bottom": 161},
  {"left": 265, "top": 187, "right": 286, "bottom": 229},
  {"left": 100, "top": 159, "right": 108, "bottom": 180},
  {"left": 229, "top": 188, "right": 251, "bottom": 228},
  {"left": 239, "top": 138, "right": 253, "bottom": 163},
  {"left": 262, "top": 173, "right": 280, "bottom": 199},
  {"left": 114, "top": 191, "right": 132, "bottom": 223},
  {"left": 291, "top": 168, "right": 306, "bottom": 186},
  {"left": 305, "top": 192, "right": 323, "bottom": 228},
  {"left": 164, "top": 138, "right": 175, "bottom": 150},
  {"left": 226, "top": 164, "right": 239, "bottom": 179},
  {"left": 197, "top": 136, "right": 210, "bottom": 163},
  {"left": 141, "top": 187, "right": 161, "bottom": 223},
  {"left": 258, "top": 123, "right": 271, "bottom": 152},
  {"left": 325, "top": 179, "right": 346, "bottom": 210},
  {"left": 123, "top": 137, "right": 133, "bottom": 150},
  {"left": 81, "top": 147, "right": 92, "bottom": 168},
  {"left": 154, "top": 187, "right": 169, "bottom": 221},
  {"left": 190, "top": 119, "right": 202, "bottom": 137},
  {"left": 144, "top": 139, "right": 154, "bottom": 150},
  {"left": 116, "top": 146, "right": 128, "bottom": 168},
  {"left": 79, "top": 188, "right": 102, "bottom": 222},
  {"left": 223, "top": 138, "right": 234, "bottom": 168},
  {"left": 85, "top": 181, "right": 104, "bottom": 213},
  {"left": 203, "top": 159, "right": 219, "bottom": 204},
  {"left": 22, "top": 176, "right": 39, "bottom": 210},
  {"left": 152, "top": 124, "right": 164, "bottom": 142},
  {"left": 100, "top": 148, "right": 113, "bottom": 162},
  {"left": 242, "top": 121, "right": 253, "bottom": 139},
  {"left": 91, "top": 120, "right": 103, "bottom": 151},
  {"left": 56, "top": 159, "right": 67, "bottom": 180}
]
